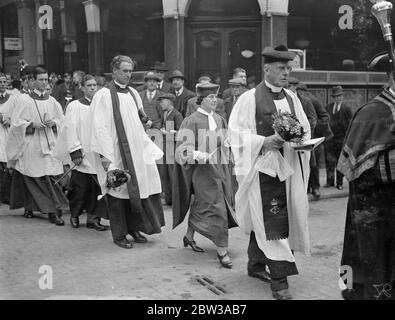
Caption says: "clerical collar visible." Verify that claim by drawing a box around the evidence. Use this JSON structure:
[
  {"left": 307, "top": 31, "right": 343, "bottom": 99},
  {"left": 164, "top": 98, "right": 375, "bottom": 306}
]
[
  {"left": 114, "top": 81, "right": 127, "bottom": 89},
  {"left": 30, "top": 89, "right": 48, "bottom": 100},
  {"left": 197, "top": 107, "right": 213, "bottom": 116},
  {"left": 79, "top": 96, "right": 91, "bottom": 105},
  {"left": 265, "top": 80, "right": 282, "bottom": 93}
]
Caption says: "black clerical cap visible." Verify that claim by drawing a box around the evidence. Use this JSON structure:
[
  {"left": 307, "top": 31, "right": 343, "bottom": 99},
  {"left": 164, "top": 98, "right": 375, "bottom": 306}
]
[
  {"left": 262, "top": 45, "right": 296, "bottom": 64},
  {"left": 367, "top": 51, "right": 392, "bottom": 72},
  {"left": 196, "top": 83, "right": 219, "bottom": 97}
]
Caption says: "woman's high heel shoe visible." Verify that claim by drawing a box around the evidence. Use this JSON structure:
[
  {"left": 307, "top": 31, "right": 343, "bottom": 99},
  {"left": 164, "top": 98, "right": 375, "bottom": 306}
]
[
  {"left": 183, "top": 236, "right": 204, "bottom": 252},
  {"left": 217, "top": 252, "right": 232, "bottom": 268}
]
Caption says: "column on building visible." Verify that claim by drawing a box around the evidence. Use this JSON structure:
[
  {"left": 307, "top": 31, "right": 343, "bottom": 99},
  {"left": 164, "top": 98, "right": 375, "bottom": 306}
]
[
  {"left": 17, "top": 0, "right": 37, "bottom": 67},
  {"left": 258, "top": 0, "right": 289, "bottom": 48},
  {"left": 82, "top": 0, "right": 103, "bottom": 74},
  {"left": 162, "top": 0, "right": 189, "bottom": 72}
]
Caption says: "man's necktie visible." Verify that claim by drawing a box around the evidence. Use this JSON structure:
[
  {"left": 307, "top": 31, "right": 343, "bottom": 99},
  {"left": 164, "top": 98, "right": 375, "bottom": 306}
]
[{"left": 333, "top": 103, "right": 338, "bottom": 114}]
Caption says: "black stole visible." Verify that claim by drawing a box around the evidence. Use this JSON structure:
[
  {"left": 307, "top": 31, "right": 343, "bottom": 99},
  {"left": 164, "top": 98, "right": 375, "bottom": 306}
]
[
  {"left": 255, "top": 81, "right": 295, "bottom": 241},
  {"left": 0, "top": 93, "right": 10, "bottom": 104},
  {"left": 108, "top": 81, "right": 144, "bottom": 215}
]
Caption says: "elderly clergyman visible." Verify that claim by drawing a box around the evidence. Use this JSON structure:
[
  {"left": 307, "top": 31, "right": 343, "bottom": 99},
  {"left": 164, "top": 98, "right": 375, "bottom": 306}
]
[
  {"left": 88, "top": 55, "right": 165, "bottom": 249},
  {"left": 228, "top": 45, "right": 311, "bottom": 300}
]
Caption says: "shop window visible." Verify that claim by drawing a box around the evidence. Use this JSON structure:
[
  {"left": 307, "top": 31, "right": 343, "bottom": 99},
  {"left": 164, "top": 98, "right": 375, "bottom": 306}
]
[
  {"left": 288, "top": 0, "right": 388, "bottom": 71},
  {"left": 2, "top": 4, "right": 19, "bottom": 58}
]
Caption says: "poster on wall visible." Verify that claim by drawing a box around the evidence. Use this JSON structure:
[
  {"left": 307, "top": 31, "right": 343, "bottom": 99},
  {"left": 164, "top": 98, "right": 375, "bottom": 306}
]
[
  {"left": 289, "top": 49, "right": 306, "bottom": 71},
  {"left": 4, "top": 37, "right": 22, "bottom": 50}
]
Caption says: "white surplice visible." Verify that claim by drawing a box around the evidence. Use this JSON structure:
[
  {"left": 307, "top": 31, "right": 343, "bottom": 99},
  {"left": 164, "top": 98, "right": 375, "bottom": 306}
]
[
  {"left": 87, "top": 86, "right": 163, "bottom": 199},
  {"left": 0, "top": 95, "right": 16, "bottom": 162},
  {"left": 6, "top": 94, "right": 64, "bottom": 177},
  {"left": 228, "top": 87, "right": 311, "bottom": 262},
  {"left": 54, "top": 99, "right": 96, "bottom": 174}
]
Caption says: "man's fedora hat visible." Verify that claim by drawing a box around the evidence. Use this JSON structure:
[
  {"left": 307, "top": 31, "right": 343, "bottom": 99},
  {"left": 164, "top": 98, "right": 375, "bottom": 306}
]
[
  {"left": 157, "top": 92, "right": 176, "bottom": 103},
  {"left": 262, "top": 45, "right": 296, "bottom": 64},
  {"left": 151, "top": 61, "right": 168, "bottom": 72},
  {"left": 367, "top": 51, "right": 392, "bottom": 72},
  {"left": 144, "top": 71, "right": 160, "bottom": 82},
  {"left": 296, "top": 83, "right": 308, "bottom": 91},
  {"left": 331, "top": 85, "right": 343, "bottom": 96},
  {"left": 169, "top": 70, "right": 187, "bottom": 82}
]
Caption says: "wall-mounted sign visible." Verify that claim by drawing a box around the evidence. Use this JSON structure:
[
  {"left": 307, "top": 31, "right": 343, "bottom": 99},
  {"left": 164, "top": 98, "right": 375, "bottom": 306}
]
[
  {"left": 289, "top": 49, "right": 306, "bottom": 71},
  {"left": 4, "top": 37, "right": 22, "bottom": 50}
]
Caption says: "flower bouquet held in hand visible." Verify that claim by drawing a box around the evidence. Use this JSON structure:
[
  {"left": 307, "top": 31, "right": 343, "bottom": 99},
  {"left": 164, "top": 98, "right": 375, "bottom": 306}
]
[
  {"left": 272, "top": 111, "right": 306, "bottom": 143},
  {"left": 106, "top": 169, "right": 131, "bottom": 190},
  {"left": 255, "top": 111, "right": 307, "bottom": 181}
]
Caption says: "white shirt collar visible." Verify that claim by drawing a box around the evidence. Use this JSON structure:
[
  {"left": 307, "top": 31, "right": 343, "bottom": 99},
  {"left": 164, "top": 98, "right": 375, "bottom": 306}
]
[
  {"left": 33, "top": 89, "right": 45, "bottom": 96},
  {"left": 114, "top": 80, "right": 127, "bottom": 89},
  {"left": 265, "top": 80, "right": 282, "bottom": 93},
  {"left": 175, "top": 87, "right": 184, "bottom": 96}
]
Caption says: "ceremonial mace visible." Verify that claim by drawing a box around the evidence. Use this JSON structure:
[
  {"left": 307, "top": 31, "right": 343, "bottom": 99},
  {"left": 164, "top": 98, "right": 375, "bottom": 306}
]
[{"left": 370, "top": 0, "right": 395, "bottom": 80}]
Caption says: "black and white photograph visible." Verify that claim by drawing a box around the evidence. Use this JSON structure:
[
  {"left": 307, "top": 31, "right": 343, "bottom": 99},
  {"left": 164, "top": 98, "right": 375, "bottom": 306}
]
[{"left": 0, "top": 0, "right": 394, "bottom": 306}]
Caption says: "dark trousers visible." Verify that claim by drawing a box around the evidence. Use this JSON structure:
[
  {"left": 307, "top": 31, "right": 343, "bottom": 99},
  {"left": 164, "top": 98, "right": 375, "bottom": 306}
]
[
  {"left": 248, "top": 232, "right": 298, "bottom": 291},
  {"left": 67, "top": 170, "right": 100, "bottom": 224},
  {"left": 106, "top": 194, "right": 141, "bottom": 241},
  {"left": 162, "top": 164, "right": 174, "bottom": 205},
  {"left": 324, "top": 141, "right": 344, "bottom": 186},
  {"left": 308, "top": 148, "right": 320, "bottom": 190},
  {"left": 0, "top": 162, "right": 11, "bottom": 204}
]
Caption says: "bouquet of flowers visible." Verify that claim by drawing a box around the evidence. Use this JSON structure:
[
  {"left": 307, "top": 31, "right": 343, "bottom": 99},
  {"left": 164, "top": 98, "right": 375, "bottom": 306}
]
[
  {"left": 255, "top": 112, "right": 306, "bottom": 181},
  {"left": 272, "top": 111, "right": 306, "bottom": 143},
  {"left": 106, "top": 169, "right": 130, "bottom": 189}
]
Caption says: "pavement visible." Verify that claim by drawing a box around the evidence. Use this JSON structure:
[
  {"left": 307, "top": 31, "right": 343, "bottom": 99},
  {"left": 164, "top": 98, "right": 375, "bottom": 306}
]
[
  {"left": 308, "top": 168, "right": 349, "bottom": 201},
  {"left": 0, "top": 168, "right": 349, "bottom": 300}
]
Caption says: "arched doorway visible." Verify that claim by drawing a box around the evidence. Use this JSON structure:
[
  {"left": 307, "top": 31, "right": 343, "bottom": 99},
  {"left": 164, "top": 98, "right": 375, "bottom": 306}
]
[{"left": 185, "top": 0, "right": 261, "bottom": 91}]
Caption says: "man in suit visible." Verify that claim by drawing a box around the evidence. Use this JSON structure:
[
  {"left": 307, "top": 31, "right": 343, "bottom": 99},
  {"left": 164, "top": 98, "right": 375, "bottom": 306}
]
[
  {"left": 296, "top": 83, "right": 333, "bottom": 199},
  {"left": 222, "top": 67, "right": 248, "bottom": 101},
  {"left": 324, "top": 86, "right": 352, "bottom": 190},
  {"left": 224, "top": 77, "right": 246, "bottom": 122},
  {"left": 53, "top": 72, "right": 73, "bottom": 112},
  {"left": 153, "top": 62, "right": 172, "bottom": 93},
  {"left": 139, "top": 71, "right": 163, "bottom": 131},
  {"left": 157, "top": 93, "right": 183, "bottom": 205},
  {"left": 169, "top": 70, "right": 195, "bottom": 118}
]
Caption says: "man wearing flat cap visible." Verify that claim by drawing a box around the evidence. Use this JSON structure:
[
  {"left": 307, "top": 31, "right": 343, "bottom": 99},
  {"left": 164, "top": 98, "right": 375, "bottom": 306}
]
[
  {"left": 337, "top": 51, "right": 395, "bottom": 300},
  {"left": 224, "top": 77, "right": 247, "bottom": 122},
  {"left": 324, "top": 85, "right": 352, "bottom": 190},
  {"left": 228, "top": 45, "right": 311, "bottom": 300},
  {"left": 169, "top": 70, "right": 195, "bottom": 118},
  {"left": 157, "top": 93, "right": 183, "bottom": 205},
  {"left": 139, "top": 71, "right": 164, "bottom": 131}
]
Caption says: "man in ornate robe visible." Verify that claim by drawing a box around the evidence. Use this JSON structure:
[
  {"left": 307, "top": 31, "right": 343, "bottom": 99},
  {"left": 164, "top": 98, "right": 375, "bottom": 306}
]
[
  {"left": 0, "top": 73, "right": 15, "bottom": 204},
  {"left": 88, "top": 55, "right": 165, "bottom": 249},
  {"left": 228, "top": 45, "right": 311, "bottom": 300},
  {"left": 6, "top": 67, "right": 68, "bottom": 225},
  {"left": 337, "top": 51, "right": 395, "bottom": 300}
]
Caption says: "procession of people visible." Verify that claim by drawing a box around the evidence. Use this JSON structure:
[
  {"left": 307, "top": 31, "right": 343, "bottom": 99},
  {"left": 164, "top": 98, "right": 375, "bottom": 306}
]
[{"left": 1, "top": 39, "right": 394, "bottom": 300}]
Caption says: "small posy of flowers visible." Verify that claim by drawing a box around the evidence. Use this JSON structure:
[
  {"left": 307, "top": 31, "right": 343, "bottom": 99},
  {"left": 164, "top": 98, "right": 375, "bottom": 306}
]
[
  {"left": 106, "top": 169, "right": 130, "bottom": 189},
  {"left": 272, "top": 111, "right": 306, "bottom": 143}
]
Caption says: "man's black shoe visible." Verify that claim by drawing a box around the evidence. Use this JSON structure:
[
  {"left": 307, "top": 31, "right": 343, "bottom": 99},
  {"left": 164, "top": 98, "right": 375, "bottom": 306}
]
[
  {"left": 70, "top": 217, "right": 80, "bottom": 228},
  {"left": 248, "top": 269, "right": 271, "bottom": 283},
  {"left": 49, "top": 213, "right": 65, "bottom": 226},
  {"left": 87, "top": 222, "right": 109, "bottom": 231},
  {"left": 130, "top": 231, "right": 148, "bottom": 243},
  {"left": 114, "top": 238, "right": 133, "bottom": 249},
  {"left": 336, "top": 185, "right": 343, "bottom": 190}
]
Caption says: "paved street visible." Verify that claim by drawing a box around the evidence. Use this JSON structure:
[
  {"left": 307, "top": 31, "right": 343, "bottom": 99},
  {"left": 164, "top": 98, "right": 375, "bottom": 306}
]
[{"left": 0, "top": 184, "right": 348, "bottom": 300}]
